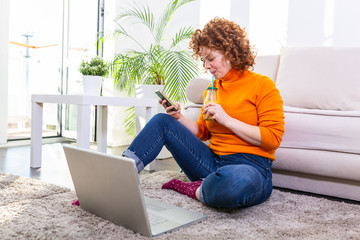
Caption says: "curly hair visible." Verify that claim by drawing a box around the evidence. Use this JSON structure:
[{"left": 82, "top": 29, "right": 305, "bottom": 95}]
[{"left": 189, "top": 17, "right": 256, "bottom": 72}]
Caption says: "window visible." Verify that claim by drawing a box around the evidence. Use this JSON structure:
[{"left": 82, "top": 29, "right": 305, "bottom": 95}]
[
  {"left": 7, "top": 0, "right": 105, "bottom": 141},
  {"left": 61, "top": 0, "right": 99, "bottom": 139},
  {"left": 8, "top": 0, "right": 63, "bottom": 139}
]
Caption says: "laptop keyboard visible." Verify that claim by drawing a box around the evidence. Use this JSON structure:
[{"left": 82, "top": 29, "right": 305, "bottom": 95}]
[
  {"left": 148, "top": 212, "right": 168, "bottom": 226},
  {"left": 146, "top": 203, "right": 169, "bottom": 212}
]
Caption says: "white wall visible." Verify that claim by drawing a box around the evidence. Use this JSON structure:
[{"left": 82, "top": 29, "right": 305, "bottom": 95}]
[
  {"left": 230, "top": 0, "right": 250, "bottom": 31},
  {"left": 245, "top": 0, "right": 360, "bottom": 55},
  {"left": 181, "top": 0, "right": 360, "bottom": 55},
  {"left": 287, "top": 0, "right": 360, "bottom": 46},
  {"left": 0, "top": 0, "right": 9, "bottom": 144}
]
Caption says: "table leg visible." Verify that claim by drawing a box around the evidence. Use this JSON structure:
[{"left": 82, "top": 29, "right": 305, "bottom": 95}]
[
  {"left": 145, "top": 105, "right": 158, "bottom": 122},
  {"left": 97, "top": 105, "right": 107, "bottom": 152},
  {"left": 77, "top": 104, "right": 91, "bottom": 149},
  {"left": 30, "top": 101, "right": 43, "bottom": 168}
]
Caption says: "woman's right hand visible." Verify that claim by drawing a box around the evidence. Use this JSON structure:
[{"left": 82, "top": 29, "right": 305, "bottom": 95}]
[
  {"left": 159, "top": 99, "right": 182, "bottom": 119},
  {"left": 159, "top": 99, "right": 199, "bottom": 135}
]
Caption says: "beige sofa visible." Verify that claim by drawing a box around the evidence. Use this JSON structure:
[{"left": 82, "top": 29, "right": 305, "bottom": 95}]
[{"left": 184, "top": 47, "right": 360, "bottom": 201}]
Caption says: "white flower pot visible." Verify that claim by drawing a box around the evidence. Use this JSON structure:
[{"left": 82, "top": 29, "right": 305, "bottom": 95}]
[{"left": 82, "top": 75, "right": 102, "bottom": 96}]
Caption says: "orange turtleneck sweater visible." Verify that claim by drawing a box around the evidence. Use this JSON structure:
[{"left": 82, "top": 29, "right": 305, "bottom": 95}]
[{"left": 196, "top": 68, "right": 285, "bottom": 160}]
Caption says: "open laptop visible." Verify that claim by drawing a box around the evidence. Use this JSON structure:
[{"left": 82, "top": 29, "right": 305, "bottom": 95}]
[{"left": 63, "top": 145, "right": 206, "bottom": 237}]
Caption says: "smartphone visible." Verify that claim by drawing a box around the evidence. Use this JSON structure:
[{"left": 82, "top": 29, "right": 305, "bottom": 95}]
[{"left": 155, "top": 90, "right": 178, "bottom": 111}]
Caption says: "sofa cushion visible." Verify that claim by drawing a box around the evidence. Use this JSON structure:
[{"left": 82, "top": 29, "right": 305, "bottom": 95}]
[
  {"left": 273, "top": 147, "right": 360, "bottom": 183},
  {"left": 253, "top": 55, "right": 280, "bottom": 82},
  {"left": 185, "top": 78, "right": 211, "bottom": 104},
  {"left": 280, "top": 106, "right": 360, "bottom": 154},
  {"left": 276, "top": 47, "right": 360, "bottom": 111}
]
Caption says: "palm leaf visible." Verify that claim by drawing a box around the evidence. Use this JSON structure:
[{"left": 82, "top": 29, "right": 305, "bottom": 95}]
[
  {"left": 115, "top": 5, "right": 155, "bottom": 37},
  {"left": 111, "top": 52, "right": 148, "bottom": 95},
  {"left": 124, "top": 107, "right": 136, "bottom": 138},
  {"left": 147, "top": 45, "right": 166, "bottom": 85},
  {"left": 155, "top": 0, "right": 195, "bottom": 43},
  {"left": 96, "top": 31, "right": 105, "bottom": 52},
  {"left": 112, "top": 25, "right": 146, "bottom": 51},
  {"left": 170, "top": 26, "right": 195, "bottom": 49},
  {"left": 163, "top": 50, "right": 199, "bottom": 103}
]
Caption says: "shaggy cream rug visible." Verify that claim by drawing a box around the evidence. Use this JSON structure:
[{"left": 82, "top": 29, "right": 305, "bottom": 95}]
[{"left": 1, "top": 171, "right": 360, "bottom": 239}]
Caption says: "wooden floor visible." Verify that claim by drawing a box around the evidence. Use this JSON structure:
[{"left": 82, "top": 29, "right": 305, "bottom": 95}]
[{"left": 0, "top": 139, "right": 180, "bottom": 189}]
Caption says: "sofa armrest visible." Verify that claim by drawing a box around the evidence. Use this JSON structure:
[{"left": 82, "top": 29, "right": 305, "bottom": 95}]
[
  {"left": 185, "top": 78, "right": 211, "bottom": 104},
  {"left": 184, "top": 103, "right": 202, "bottom": 110},
  {"left": 253, "top": 55, "right": 280, "bottom": 82},
  {"left": 183, "top": 104, "right": 202, "bottom": 122}
]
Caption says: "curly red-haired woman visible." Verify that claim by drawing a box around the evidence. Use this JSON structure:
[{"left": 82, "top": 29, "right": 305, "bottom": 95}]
[{"left": 123, "top": 18, "right": 285, "bottom": 208}]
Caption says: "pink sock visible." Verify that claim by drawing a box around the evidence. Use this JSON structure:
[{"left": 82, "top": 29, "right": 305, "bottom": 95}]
[
  {"left": 72, "top": 199, "right": 80, "bottom": 206},
  {"left": 161, "top": 178, "right": 202, "bottom": 199}
]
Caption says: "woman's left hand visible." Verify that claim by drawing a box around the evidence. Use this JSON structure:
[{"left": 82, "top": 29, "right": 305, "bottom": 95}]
[{"left": 203, "top": 102, "right": 231, "bottom": 125}]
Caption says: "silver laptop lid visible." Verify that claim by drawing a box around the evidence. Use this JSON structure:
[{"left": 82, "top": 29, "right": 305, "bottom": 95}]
[{"left": 63, "top": 144, "right": 152, "bottom": 237}]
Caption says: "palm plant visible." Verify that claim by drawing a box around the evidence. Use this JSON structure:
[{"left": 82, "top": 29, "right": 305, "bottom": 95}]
[
  {"left": 107, "top": 0, "right": 200, "bottom": 103},
  {"left": 99, "top": 0, "right": 200, "bottom": 137}
]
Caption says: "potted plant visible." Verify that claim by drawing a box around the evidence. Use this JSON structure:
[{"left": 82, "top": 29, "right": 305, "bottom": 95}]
[
  {"left": 107, "top": 0, "right": 199, "bottom": 102},
  {"left": 100, "top": 0, "right": 200, "bottom": 137},
  {"left": 79, "top": 56, "right": 109, "bottom": 96}
]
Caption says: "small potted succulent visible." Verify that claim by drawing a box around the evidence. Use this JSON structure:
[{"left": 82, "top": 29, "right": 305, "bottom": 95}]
[{"left": 79, "top": 56, "right": 109, "bottom": 96}]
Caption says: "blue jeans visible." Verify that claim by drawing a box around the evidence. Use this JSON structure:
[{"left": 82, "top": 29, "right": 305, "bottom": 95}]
[{"left": 123, "top": 113, "right": 273, "bottom": 209}]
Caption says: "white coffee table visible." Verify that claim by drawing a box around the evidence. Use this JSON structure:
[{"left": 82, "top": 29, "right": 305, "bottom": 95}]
[{"left": 31, "top": 94, "right": 158, "bottom": 170}]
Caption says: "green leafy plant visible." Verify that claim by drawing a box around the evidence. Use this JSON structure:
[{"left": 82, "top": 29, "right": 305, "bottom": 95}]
[
  {"left": 103, "top": 0, "right": 199, "bottom": 103},
  {"left": 79, "top": 56, "right": 109, "bottom": 77},
  {"left": 99, "top": 0, "right": 200, "bottom": 138}
]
